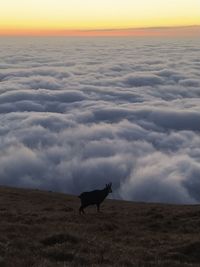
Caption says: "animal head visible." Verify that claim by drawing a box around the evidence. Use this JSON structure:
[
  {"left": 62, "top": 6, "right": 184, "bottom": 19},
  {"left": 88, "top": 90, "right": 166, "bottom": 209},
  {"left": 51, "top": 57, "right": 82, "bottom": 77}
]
[{"left": 105, "top": 183, "right": 112, "bottom": 193}]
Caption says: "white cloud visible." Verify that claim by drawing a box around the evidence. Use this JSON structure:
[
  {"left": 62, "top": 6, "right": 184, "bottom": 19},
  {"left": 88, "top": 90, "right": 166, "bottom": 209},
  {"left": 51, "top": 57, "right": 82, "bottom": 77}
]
[{"left": 0, "top": 37, "right": 200, "bottom": 203}]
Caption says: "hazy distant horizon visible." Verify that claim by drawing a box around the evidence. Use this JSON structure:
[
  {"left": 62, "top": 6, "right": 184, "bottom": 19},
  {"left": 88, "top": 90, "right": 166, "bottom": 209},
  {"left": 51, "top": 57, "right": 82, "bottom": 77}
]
[{"left": 0, "top": 25, "right": 200, "bottom": 37}]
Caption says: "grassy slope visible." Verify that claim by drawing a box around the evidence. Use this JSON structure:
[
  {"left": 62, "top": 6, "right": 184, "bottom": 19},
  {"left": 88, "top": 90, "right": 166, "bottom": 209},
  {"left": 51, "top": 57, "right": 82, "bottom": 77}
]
[{"left": 0, "top": 186, "right": 200, "bottom": 266}]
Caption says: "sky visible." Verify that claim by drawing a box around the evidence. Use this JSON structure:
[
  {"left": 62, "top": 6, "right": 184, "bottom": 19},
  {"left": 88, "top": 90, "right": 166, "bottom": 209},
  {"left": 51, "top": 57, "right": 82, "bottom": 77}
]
[{"left": 0, "top": 0, "right": 200, "bottom": 36}]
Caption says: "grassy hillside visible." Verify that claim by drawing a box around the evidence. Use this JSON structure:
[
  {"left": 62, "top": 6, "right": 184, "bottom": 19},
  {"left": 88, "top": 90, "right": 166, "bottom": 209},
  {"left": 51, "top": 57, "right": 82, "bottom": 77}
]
[{"left": 0, "top": 186, "right": 200, "bottom": 266}]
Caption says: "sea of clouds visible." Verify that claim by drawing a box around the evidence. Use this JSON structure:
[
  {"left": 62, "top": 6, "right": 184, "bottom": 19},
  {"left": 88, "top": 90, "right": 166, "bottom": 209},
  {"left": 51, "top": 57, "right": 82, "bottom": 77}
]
[{"left": 0, "top": 37, "right": 200, "bottom": 204}]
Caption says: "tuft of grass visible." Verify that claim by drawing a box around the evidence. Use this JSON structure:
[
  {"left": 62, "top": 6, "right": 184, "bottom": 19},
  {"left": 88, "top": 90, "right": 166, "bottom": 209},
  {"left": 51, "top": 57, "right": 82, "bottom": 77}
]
[
  {"left": 45, "top": 248, "right": 74, "bottom": 262},
  {"left": 174, "top": 241, "right": 200, "bottom": 263},
  {"left": 41, "top": 233, "right": 79, "bottom": 247}
]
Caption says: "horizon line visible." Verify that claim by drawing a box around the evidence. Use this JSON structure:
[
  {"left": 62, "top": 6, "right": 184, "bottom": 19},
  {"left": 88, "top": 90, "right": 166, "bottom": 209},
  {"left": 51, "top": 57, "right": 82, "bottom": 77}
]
[{"left": 0, "top": 25, "right": 200, "bottom": 37}]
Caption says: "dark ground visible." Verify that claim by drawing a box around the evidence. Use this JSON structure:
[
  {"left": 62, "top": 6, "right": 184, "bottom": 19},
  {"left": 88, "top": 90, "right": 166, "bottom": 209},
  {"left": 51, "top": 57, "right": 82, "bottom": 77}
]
[{"left": 0, "top": 186, "right": 200, "bottom": 266}]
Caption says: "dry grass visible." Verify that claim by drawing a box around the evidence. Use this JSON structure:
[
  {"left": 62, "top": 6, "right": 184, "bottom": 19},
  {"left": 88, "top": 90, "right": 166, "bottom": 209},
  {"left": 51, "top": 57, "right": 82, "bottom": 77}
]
[{"left": 0, "top": 186, "right": 200, "bottom": 266}]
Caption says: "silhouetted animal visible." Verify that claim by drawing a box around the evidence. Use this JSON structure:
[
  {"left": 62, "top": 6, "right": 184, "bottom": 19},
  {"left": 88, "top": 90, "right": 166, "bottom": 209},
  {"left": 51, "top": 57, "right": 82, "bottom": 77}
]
[{"left": 78, "top": 183, "right": 112, "bottom": 214}]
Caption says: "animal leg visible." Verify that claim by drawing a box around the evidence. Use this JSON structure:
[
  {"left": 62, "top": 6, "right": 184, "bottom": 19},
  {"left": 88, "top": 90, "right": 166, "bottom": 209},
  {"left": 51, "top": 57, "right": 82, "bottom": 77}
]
[
  {"left": 79, "top": 206, "right": 85, "bottom": 214},
  {"left": 96, "top": 204, "right": 100, "bottom": 212}
]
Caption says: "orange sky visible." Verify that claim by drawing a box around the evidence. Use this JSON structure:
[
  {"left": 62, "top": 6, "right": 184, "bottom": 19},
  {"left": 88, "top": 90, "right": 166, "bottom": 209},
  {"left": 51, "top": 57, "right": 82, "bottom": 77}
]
[{"left": 1, "top": 26, "right": 200, "bottom": 37}]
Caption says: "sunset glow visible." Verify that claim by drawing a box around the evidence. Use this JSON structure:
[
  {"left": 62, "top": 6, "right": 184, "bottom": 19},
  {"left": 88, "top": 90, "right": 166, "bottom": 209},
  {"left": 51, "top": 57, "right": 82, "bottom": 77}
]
[{"left": 0, "top": 0, "right": 200, "bottom": 36}]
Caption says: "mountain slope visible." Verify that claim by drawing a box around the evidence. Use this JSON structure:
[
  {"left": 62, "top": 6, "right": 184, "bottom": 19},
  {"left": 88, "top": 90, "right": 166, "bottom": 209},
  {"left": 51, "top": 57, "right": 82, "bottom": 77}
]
[{"left": 0, "top": 186, "right": 200, "bottom": 266}]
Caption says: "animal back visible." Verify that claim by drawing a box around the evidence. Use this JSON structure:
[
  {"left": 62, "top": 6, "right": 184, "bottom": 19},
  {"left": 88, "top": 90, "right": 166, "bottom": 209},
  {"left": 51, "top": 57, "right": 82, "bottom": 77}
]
[{"left": 79, "top": 190, "right": 107, "bottom": 206}]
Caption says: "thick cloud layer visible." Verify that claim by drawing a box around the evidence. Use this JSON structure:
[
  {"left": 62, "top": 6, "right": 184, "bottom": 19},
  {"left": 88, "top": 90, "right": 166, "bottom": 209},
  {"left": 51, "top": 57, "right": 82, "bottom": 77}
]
[{"left": 0, "top": 37, "right": 200, "bottom": 204}]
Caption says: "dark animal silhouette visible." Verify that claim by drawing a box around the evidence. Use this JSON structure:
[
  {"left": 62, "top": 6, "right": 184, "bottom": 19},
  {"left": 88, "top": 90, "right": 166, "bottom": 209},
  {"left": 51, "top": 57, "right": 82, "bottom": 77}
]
[{"left": 78, "top": 183, "right": 112, "bottom": 214}]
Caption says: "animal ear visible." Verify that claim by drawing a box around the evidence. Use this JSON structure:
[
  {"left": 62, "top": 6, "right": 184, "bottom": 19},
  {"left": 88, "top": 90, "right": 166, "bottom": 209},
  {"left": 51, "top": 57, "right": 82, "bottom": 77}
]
[{"left": 109, "top": 182, "right": 112, "bottom": 187}]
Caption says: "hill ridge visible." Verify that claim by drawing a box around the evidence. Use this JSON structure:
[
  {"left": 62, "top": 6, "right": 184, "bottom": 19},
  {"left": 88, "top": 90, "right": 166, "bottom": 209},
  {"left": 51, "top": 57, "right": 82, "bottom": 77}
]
[{"left": 0, "top": 185, "right": 200, "bottom": 266}]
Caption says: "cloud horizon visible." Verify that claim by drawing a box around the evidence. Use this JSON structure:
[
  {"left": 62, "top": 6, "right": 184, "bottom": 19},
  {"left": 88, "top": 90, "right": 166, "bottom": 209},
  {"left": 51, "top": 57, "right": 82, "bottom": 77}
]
[{"left": 1, "top": 25, "right": 200, "bottom": 37}]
